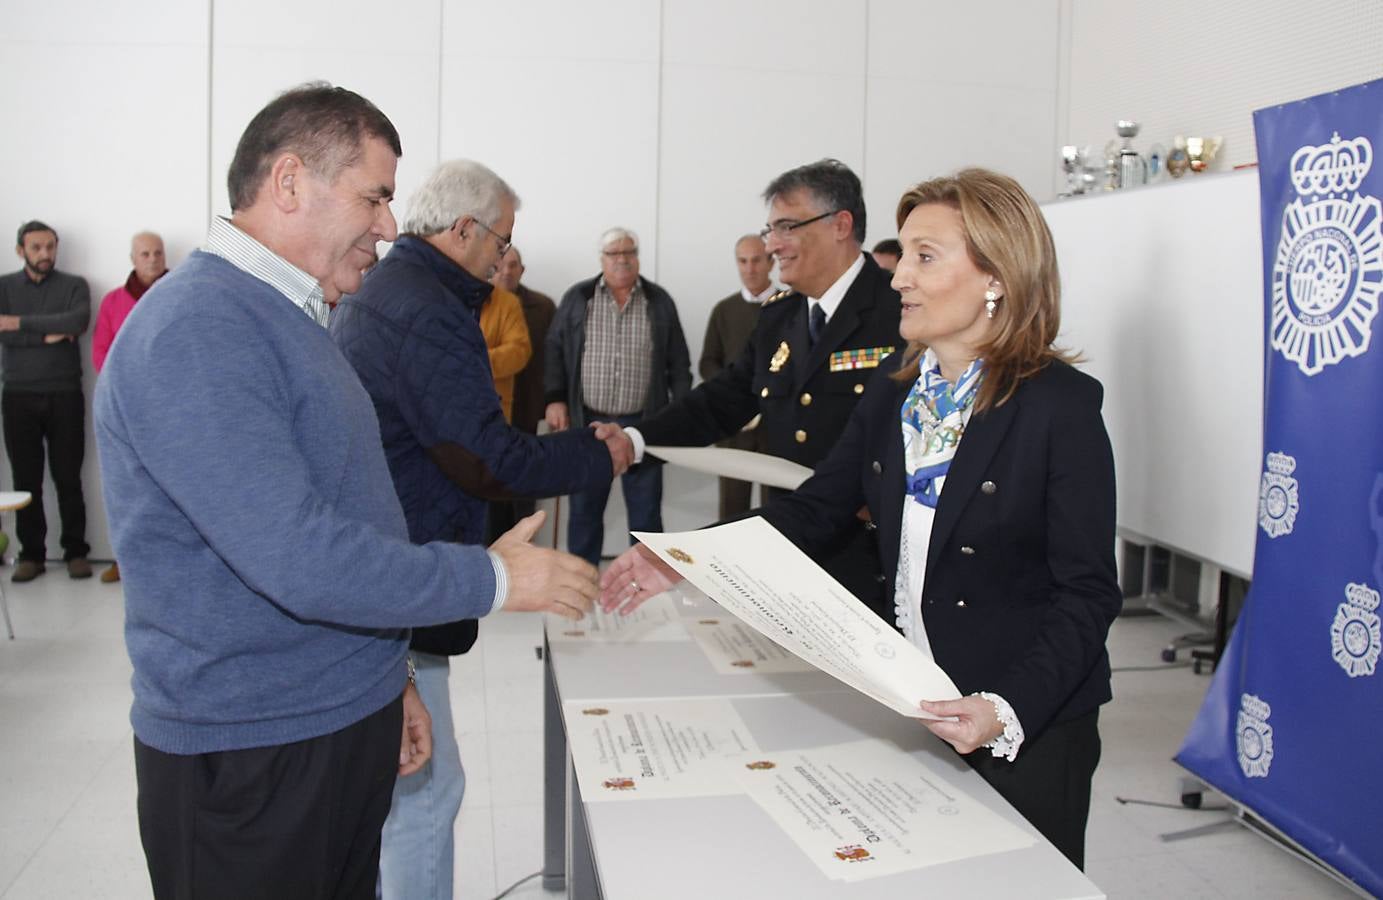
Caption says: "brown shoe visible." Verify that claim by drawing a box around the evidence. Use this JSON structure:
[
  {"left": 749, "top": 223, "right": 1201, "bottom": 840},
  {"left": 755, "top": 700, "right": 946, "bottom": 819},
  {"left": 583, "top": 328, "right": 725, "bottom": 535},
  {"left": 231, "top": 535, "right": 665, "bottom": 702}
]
[
  {"left": 101, "top": 561, "right": 121, "bottom": 583},
  {"left": 11, "top": 560, "right": 46, "bottom": 583},
  {"left": 67, "top": 557, "right": 93, "bottom": 579}
]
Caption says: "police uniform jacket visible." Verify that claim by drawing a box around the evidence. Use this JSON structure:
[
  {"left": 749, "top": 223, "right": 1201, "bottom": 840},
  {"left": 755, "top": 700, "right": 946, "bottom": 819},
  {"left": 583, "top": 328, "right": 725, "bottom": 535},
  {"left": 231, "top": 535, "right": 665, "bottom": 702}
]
[
  {"left": 760, "top": 353, "right": 1122, "bottom": 742},
  {"left": 637, "top": 253, "right": 901, "bottom": 466}
]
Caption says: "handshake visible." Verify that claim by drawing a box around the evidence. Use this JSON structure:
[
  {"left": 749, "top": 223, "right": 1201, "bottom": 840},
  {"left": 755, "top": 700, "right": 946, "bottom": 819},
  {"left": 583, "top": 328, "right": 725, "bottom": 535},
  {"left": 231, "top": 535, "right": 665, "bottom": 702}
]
[{"left": 544, "top": 401, "right": 636, "bottom": 476}]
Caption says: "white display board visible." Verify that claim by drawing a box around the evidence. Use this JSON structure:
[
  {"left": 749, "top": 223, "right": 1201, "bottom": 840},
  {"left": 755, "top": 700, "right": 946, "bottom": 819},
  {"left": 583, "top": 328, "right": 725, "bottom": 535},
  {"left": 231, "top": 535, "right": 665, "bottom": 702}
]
[{"left": 1044, "top": 172, "right": 1264, "bottom": 575}]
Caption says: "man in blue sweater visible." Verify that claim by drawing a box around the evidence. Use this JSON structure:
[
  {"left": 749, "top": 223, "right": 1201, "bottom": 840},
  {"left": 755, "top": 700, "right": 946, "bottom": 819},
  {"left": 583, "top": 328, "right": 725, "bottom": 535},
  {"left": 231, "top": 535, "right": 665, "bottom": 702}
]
[
  {"left": 331, "top": 158, "right": 626, "bottom": 900},
  {"left": 94, "top": 83, "right": 597, "bottom": 900}
]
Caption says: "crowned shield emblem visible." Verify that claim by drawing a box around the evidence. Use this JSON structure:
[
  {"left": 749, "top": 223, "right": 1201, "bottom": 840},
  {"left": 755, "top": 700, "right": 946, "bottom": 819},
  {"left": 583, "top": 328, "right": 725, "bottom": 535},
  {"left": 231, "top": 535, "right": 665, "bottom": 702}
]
[
  {"left": 1236, "top": 693, "right": 1275, "bottom": 778},
  {"left": 1331, "top": 582, "right": 1381, "bottom": 678},
  {"left": 1271, "top": 133, "right": 1383, "bottom": 376},
  {"left": 1258, "top": 451, "right": 1300, "bottom": 538}
]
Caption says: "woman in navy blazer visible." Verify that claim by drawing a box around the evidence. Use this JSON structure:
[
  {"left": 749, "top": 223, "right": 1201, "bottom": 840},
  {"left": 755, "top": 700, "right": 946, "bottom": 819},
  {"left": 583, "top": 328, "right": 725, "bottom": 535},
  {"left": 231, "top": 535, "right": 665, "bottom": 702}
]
[{"left": 601, "top": 169, "right": 1121, "bottom": 869}]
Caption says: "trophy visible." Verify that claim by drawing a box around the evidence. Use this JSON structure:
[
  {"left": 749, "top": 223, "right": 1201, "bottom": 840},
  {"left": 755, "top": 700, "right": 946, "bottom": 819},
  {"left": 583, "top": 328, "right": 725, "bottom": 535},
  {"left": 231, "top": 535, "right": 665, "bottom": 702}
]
[
  {"left": 1058, "top": 145, "right": 1101, "bottom": 196},
  {"left": 1114, "top": 120, "right": 1147, "bottom": 189},
  {"left": 1147, "top": 142, "right": 1166, "bottom": 182},
  {"left": 1166, "top": 135, "right": 1190, "bottom": 178},
  {"left": 1186, "top": 136, "right": 1223, "bottom": 173}
]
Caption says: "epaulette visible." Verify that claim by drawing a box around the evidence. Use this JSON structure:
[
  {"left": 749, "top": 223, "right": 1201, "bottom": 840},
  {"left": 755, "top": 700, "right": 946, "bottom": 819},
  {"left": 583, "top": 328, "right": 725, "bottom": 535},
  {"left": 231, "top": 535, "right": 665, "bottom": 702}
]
[{"left": 760, "top": 289, "right": 795, "bottom": 308}]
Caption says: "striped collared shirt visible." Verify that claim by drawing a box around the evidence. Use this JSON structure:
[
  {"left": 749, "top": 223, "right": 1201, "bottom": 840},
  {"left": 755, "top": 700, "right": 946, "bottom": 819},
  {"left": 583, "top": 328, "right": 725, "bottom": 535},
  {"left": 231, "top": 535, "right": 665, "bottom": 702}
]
[
  {"left": 204, "top": 216, "right": 331, "bottom": 327},
  {"left": 580, "top": 278, "right": 653, "bottom": 416}
]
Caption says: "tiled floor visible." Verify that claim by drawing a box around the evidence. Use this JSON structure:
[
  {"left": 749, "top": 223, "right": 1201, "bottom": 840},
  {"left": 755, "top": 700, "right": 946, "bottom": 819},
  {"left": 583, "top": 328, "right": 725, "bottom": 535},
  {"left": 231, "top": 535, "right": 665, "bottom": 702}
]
[{"left": 0, "top": 472, "right": 1364, "bottom": 899}]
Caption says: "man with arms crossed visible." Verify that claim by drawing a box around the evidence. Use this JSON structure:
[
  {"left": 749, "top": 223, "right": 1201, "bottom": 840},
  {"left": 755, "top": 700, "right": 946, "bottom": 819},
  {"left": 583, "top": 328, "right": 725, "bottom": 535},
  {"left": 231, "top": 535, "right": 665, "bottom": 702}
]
[{"left": 95, "top": 83, "right": 595, "bottom": 900}]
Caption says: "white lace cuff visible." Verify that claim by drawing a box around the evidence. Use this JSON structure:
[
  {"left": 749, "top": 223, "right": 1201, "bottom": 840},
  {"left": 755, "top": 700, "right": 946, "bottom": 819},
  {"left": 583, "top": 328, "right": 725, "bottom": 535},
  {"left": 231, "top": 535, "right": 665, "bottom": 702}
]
[{"left": 978, "top": 692, "right": 1024, "bottom": 762}]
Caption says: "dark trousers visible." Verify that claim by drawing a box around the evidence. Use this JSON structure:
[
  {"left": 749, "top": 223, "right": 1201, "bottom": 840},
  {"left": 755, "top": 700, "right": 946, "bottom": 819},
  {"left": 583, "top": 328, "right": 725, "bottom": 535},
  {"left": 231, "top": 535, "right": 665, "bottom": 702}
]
[
  {"left": 134, "top": 696, "right": 404, "bottom": 900},
  {"left": 568, "top": 409, "right": 662, "bottom": 564},
  {"left": 966, "top": 708, "right": 1101, "bottom": 870},
  {"left": 715, "top": 427, "right": 762, "bottom": 521},
  {"left": 1, "top": 390, "right": 88, "bottom": 561}
]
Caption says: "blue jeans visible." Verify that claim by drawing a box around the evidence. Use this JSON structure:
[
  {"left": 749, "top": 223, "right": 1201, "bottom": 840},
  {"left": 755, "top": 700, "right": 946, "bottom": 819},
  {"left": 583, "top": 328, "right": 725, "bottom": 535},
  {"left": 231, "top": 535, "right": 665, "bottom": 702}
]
[
  {"left": 567, "top": 410, "right": 663, "bottom": 565},
  {"left": 378, "top": 652, "right": 464, "bottom": 900}
]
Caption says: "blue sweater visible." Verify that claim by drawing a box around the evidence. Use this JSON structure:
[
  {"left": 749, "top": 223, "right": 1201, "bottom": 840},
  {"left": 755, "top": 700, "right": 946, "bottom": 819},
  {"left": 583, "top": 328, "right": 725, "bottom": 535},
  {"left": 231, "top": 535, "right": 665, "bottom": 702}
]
[
  {"left": 95, "top": 251, "right": 502, "bottom": 755},
  {"left": 331, "top": 237, "right": 612, "bottom": 547}
]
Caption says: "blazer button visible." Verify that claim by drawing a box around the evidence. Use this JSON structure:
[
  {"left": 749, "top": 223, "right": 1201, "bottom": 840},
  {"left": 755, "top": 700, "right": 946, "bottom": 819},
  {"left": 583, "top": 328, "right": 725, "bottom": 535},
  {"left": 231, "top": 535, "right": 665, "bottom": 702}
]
[
  {"left": 956, "top": 598, "right": 967, "bottom": 608},
  {"left": 795, "top": 430, "right": 807, "bottom": 443},
  {"left": 799, "top": 392, "right": 812, "bottom": 406},
  {"left": 980, "top": 480, "right": 997, "bottom": 495},
  {"left": 960, "top": 545, "right": 975, "bottom": 555},
  {"left": 874, "top": 573, "right": 887, "bottom": 583},
  {"left": 871, "top": 461, "right": 882, "bottom": 474},
  {"left": 760, "top": 387, "right": 769, "bottom": 398},
  {"left": 854, "top": 383, "right": 865, "bottom": 394}
]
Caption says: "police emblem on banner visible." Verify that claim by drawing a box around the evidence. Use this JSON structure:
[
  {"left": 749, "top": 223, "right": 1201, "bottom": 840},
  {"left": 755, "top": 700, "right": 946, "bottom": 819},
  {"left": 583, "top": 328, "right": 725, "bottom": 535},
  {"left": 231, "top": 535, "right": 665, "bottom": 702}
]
[
  {"left": 1271, "top": 133, "right": 1383, "bottom": 376},
  {"left": 1258, "top": 451, "right": 1301, "bottom": 538},
  {"left": 1331, "top": 582, "right": 1381, "bottom": 678},
  {"left": 1236, "top": 693, "right": 1274, "bottom": 778}
]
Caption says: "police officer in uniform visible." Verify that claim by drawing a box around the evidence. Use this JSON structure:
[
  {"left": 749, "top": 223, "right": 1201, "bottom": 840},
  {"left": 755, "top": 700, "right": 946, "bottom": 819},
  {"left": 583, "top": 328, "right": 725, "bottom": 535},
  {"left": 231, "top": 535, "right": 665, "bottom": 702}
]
[{"left": 617, "top": 159, "right": 900, "bottom": 613}]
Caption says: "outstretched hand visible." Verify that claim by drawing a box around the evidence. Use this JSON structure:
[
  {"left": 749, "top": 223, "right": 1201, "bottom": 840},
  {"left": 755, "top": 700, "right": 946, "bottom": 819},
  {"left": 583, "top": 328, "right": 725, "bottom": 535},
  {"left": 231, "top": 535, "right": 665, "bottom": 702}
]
[
  {"left": 491, "top": 510, "right": 597, "bottom": 620},
  {"left": 590, "top": 421, "right": 635, "bottom": 476},
  {"left": 598, "top": 543, "right": 681, "bottom": 615}
]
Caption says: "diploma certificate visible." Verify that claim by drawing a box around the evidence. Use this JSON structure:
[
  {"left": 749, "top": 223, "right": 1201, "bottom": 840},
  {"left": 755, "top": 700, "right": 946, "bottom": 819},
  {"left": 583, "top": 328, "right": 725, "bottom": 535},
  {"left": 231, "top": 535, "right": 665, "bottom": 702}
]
[
  {"left": 634, "top": 518, "right": 960, "bottom": 718},
  {"left": 645, "top": 445, "right": 815, "bottom": 491},
  {"left": 735, "top": 739, "right": 1035, "bottom": 880},
  {"left": 687, "top": 616, "right": 814, "bottom": 674},
  {"left": 548, "top": 591, "right": 688, "bottom": 643},
  {"left": 564, "top": 698, "right": 759, "bottom": 801}
]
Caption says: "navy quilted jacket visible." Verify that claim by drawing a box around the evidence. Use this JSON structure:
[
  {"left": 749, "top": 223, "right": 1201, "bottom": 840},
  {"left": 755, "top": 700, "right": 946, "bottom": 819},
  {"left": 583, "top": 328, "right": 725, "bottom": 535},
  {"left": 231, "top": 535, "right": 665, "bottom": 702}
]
[{"left": 331, "top": 237, "right": 613, "bottom": 548}]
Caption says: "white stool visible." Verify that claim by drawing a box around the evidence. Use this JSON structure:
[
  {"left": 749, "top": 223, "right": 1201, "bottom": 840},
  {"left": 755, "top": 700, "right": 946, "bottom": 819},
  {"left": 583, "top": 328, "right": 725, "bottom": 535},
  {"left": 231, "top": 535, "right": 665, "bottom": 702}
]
[{"left": 0, "top": 490, "right": 34, "bottom": 640}]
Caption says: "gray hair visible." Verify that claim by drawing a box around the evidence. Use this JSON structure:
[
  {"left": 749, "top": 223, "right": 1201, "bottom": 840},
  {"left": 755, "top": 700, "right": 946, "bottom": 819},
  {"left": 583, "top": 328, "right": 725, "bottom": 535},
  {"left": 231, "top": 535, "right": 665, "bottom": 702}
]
[
  {"left": 401, "top": 159, "right": 521, "bottom": 237},
  {"left": 599, "top": 227, "right": 638, "bottom": 254},
  {"left": 735, "top": 233, "right": 765, "bottom": 250},
  {"left": 762, "top": 158, "right": 866, "bottom": 244}
]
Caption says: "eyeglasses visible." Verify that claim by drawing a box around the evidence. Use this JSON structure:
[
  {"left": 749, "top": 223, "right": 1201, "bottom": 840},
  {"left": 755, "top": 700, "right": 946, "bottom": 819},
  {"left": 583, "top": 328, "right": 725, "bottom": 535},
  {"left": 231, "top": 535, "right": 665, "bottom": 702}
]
[
  {"left": 759, "top": 210, "right": 839, "bottom": 241},
  {"left": 602, "top": 249, "right": 638, "bottom": 259},
  {"left": 471, "top": 218, "right": 512, "bottom": 256}
]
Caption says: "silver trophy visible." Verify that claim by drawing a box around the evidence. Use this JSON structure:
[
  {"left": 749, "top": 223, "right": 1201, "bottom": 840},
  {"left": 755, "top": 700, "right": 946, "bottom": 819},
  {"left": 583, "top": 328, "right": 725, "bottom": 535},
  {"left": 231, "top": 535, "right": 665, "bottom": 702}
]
[
  {"left": 1114, "top": 120, "right": 1147, "bottom": 189},
  {"left": 1058, "top": 145, "right": 1101, "bottom": 196}
]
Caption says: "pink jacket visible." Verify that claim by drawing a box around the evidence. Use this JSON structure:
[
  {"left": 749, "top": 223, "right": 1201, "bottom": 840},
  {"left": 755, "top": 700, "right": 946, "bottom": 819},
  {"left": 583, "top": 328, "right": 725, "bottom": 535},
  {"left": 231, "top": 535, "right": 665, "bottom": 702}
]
[{"left": 93, "top": 269, "right": 162, "bottom": 372}]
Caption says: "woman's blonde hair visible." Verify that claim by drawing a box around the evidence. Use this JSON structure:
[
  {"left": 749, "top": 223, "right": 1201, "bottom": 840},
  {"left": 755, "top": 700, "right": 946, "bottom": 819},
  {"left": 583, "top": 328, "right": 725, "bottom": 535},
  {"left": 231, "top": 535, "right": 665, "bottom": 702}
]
[{"left": 891, "top": 168, "right": 1076, "bottom": 410}]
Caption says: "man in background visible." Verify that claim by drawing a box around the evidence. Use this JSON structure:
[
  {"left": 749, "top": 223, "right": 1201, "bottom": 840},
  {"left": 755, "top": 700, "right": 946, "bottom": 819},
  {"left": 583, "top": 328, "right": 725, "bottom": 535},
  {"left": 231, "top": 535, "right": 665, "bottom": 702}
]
[
  {"left": 871, "top": 237, "right": 902, "bottom": 273},
  {"left": 0, "top": 220, "right": 92, "bottom": 581},
  {"left": 545, "top": 227, "right": 691, "bottom": 565},
  {"left": 699, "top": 233, "right": 777, "bottom": 518},
  {"left": 92, "top": 230, "right": 169, "bottom": 583},
  {"left": 489, "top": 246, "right": 556, "bottom": 538}
]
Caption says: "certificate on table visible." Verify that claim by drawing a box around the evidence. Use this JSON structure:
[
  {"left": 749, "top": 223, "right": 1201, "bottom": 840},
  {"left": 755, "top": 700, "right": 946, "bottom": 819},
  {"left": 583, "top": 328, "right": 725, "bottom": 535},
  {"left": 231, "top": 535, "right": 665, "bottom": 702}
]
[
  {"left": 735, "top": 739, "right": 1035, "bottom": 881},
  {"left": 645, "top": 445, "right": 815, "bottom": 491},
  {"left": 634, "top": 518, "right": 961, "bottom": 719},
  {"left": 548, "top": 591, "right": 689, "bottom": 643},
  {"left": 564, "top": 698, "right": 759, "bottom": 801},
  {"left": 686, "top": 616, "right": 815, "bottom": 674}
]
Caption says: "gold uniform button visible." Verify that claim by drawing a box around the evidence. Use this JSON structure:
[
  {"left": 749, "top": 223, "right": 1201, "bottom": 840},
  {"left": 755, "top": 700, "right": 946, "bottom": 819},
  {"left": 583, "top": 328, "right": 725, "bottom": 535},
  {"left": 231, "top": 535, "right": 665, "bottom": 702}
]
[
  {"left": 795, "top": 430, "right": 807, "bottom": 443},
  {"left": 853, "top": 383, "right": 864, "bottom": 395},
  {"left": 760, "top": 387, "right": 769, "bottom": 398},
  {"left": 799, "top": 392, "right": 812, "bottom": 406}
]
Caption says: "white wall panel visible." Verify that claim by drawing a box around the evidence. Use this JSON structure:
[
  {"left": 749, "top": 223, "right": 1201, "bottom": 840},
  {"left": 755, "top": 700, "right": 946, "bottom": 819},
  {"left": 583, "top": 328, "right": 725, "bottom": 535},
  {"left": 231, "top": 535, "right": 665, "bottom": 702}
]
[
  {"left": 864, "top": 0, "right": 1060, "bottom": 247},
  {"left": 659, "top": 0, "right": 867, "bottom": 373},
  {"left": 0, "top": 1, "right": 209, "bottom": 561},
  {"left": 210, "top": 0, "right": 443, "bottom": 222},
  {"left": 436, "top": 0, "right": 661, "bottom": 302}
]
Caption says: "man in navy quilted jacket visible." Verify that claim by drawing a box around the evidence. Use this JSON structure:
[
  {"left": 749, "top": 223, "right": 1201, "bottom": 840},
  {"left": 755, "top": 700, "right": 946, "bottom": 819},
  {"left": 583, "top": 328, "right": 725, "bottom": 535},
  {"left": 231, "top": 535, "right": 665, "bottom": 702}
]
[{"left": 331, "top": 158, "right": 628, "bottom": 900}]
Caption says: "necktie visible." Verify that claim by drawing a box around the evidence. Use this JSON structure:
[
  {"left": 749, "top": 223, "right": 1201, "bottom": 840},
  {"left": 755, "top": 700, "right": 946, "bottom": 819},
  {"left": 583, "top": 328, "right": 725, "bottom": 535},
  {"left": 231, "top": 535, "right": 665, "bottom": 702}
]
[{"left": 808, "top": 303, "right": 827, "bottom": 347}]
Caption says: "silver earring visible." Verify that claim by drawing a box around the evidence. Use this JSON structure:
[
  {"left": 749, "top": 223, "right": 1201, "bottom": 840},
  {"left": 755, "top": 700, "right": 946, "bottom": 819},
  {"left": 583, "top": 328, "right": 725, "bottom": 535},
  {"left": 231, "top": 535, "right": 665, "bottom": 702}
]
[{"left": 984, "top": 288, "right": 998, "bottom": 319}]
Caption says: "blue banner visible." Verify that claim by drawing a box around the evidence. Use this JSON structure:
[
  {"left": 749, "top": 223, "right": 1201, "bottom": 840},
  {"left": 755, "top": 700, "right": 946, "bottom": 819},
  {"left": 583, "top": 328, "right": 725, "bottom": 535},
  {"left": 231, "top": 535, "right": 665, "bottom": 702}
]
[{"left": 1177, "top": 78, "right": 1383, "bottom": 897}]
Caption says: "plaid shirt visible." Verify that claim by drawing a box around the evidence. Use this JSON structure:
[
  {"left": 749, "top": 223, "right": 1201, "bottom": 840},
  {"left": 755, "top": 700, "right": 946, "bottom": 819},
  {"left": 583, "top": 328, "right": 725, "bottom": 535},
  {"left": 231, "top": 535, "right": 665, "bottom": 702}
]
[
  {"left": 580, "top": 278, "right": 653, "bottom": 415},
  {"left": 204, "top": 217, "right": 331, "bottom": 327}
]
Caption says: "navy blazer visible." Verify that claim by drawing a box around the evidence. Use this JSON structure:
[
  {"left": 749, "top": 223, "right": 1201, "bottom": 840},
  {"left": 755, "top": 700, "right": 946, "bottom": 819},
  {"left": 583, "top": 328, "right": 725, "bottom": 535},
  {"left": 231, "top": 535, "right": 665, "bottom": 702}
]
[{"left": 762, "top": 353, "right": 1122, "bottom": 742}]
